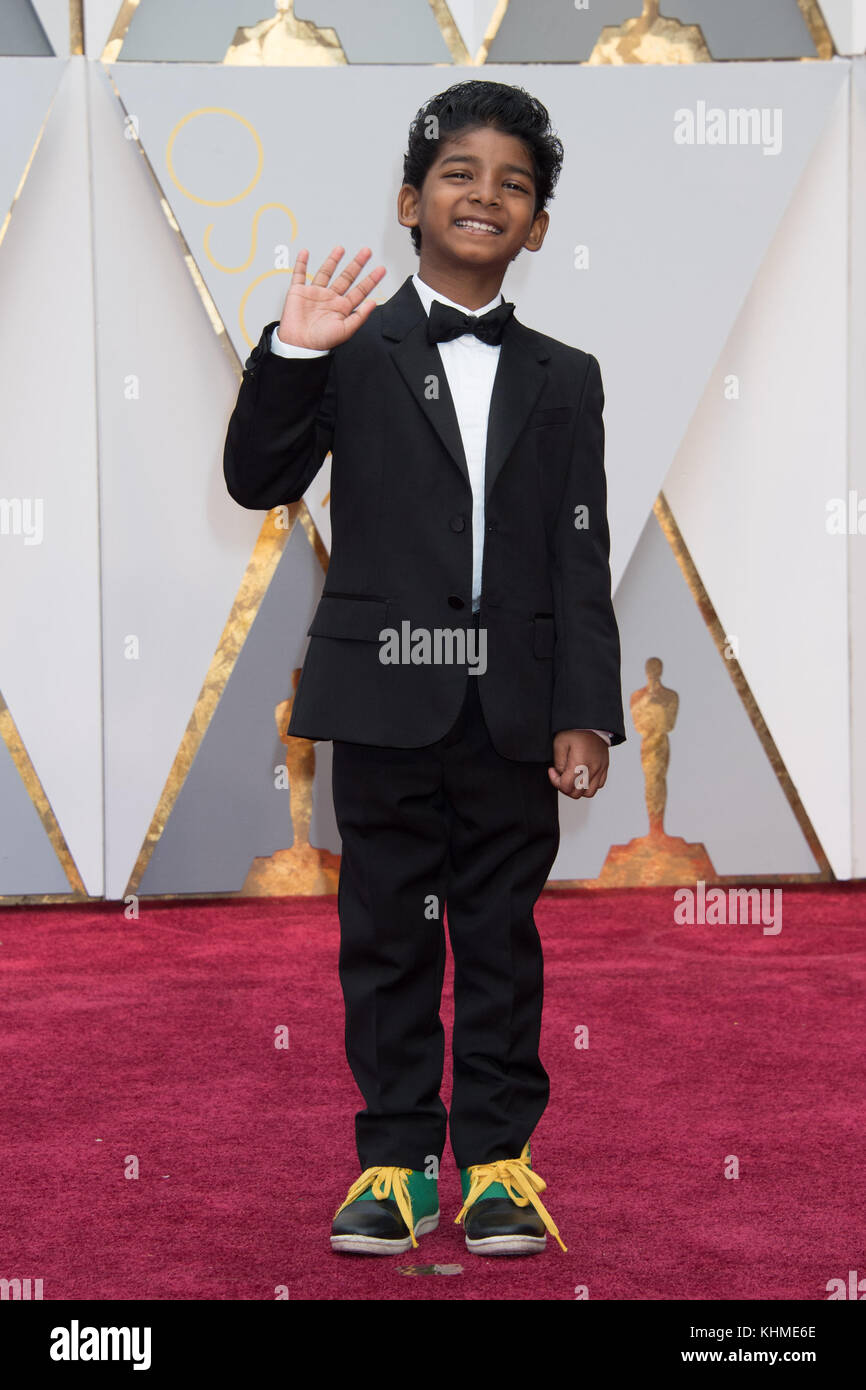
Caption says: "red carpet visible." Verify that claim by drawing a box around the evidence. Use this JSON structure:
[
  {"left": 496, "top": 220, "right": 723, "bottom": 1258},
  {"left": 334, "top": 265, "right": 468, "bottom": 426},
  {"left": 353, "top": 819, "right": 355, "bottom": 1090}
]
[{"left": 0, "top": 884, "right": 863, "bottom": 1301}]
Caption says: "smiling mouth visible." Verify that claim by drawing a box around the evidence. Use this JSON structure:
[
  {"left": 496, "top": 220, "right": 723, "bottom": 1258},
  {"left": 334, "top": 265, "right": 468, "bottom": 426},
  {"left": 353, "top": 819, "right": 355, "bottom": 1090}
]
[{"left": 454, "top": 219, "right": 503, "bottom": 236}]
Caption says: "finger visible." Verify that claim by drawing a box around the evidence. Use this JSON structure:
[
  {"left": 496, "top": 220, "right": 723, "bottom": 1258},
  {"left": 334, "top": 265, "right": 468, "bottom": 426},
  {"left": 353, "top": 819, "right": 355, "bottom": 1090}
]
[
  {"left": 311, "top": 244, "right": 348, "bottom": 286},
  {"left": 291, "top": 248, "right": 309, "bottom": 284},
  {"left": 329, "top": 246, "right": 376, "bottom": 297},
  {"left": 567, "top": 757, "right": 594, "bottom": 799},
  {"left": 559, "top": 767, "right": 576, "bottom": 797},
  {"left": 342, "top": 264, "right": 388, "bottom": 311},
  {"left": 341, "top": 293, "right": 382, "bottom": 331},
  {"left": 566, "top": 759, "right": 596, "bottom": 799},
  {"left": 581, "top": 764, "right": 606, "bottom": 800}
]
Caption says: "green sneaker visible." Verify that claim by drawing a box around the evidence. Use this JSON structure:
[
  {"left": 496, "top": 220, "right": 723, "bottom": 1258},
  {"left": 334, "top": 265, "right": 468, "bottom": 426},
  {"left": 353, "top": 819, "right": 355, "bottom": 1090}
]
[
  {"left": 330, "top": 1165, "right": 439, "bottom": 1255},
  {"left": 456, "top": 1140, "right": 567, "bottom": 1255},
  {"left": 458, "top": 1141, "right": 533, "bottom": 1204}
]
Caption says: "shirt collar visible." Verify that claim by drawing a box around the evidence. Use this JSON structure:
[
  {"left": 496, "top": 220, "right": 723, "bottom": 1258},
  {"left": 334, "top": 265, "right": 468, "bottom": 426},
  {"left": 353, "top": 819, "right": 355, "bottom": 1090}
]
[{"left": 412, "top": 272, "right": 505, "bottom": 320}]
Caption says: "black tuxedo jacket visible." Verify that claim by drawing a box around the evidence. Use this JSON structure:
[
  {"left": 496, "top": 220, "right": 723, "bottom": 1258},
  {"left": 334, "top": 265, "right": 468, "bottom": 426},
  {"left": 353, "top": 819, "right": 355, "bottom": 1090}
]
[{"left": 223, "top": 274, "right": 625, "bottom": 760}]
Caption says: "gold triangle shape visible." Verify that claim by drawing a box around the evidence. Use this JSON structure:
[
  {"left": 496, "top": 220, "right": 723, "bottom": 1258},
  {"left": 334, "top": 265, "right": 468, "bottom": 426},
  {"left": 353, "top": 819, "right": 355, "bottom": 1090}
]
[
  {"left": 124, "top": 500, "right": 327, "bottom": 897},
  {"left": 0, "top": 691, "right": 87, "bottom": 899}
]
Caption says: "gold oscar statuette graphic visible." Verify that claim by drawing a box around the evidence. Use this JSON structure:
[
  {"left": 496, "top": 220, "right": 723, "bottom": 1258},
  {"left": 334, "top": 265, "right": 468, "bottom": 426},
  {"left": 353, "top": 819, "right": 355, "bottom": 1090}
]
[
  {"left": 224, "top": 0, "right": 347, "bottom": 65},
  {"left": 597, "top": 657, "right": 717, "bottom": 885},
  {"left": 242, "top": 668, "right": 341, "bottom": 894},
  {"left": 587, "top": 0, "right": 711, "bottom": 65}
]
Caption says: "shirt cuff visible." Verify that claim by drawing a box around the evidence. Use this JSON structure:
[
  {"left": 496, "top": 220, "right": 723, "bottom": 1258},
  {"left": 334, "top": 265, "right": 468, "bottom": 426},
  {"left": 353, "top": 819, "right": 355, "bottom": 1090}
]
[
  {"left": 588, "top": 729, "right": 613, "bottom": 745},
  {"left": 270, "top": 326, "right": 331, "bottom": 358}
]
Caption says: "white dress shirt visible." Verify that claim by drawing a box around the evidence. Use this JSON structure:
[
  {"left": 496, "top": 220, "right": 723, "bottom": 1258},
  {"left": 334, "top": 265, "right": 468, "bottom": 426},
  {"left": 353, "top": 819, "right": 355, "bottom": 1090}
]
[{"left": 269, "top": 275, "right": 611, "bottom": 745}]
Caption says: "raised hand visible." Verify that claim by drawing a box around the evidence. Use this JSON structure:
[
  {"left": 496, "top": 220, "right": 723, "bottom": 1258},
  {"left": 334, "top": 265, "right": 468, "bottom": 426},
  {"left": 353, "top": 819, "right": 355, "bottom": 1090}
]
[{"left": 276, "top": 246, "right": 387, "bottom": 351}]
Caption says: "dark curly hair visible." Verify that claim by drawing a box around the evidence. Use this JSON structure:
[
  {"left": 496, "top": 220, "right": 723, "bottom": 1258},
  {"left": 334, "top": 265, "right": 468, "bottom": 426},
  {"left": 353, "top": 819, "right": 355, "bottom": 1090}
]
[{"left": 401, "top": 80, "right": 564, "bottom": 257}]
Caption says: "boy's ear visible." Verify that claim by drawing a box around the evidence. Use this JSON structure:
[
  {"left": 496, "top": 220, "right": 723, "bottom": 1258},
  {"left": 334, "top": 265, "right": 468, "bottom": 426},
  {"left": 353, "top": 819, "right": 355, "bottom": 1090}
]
[
  {"left": 523, "top": 208, "right": 549, "bottom": 252},
  {"left": 397, "top": 182, "right": 420, "bottom": 233}
]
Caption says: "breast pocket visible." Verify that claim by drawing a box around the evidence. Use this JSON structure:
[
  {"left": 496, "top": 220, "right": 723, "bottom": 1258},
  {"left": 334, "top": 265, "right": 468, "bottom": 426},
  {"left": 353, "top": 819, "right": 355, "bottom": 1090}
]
[
  {"left": 529, "top": 406, "right": 574, "bottom": 430},
  {"left": 307, "top": 593, "right": 390, "bottom": 642}
]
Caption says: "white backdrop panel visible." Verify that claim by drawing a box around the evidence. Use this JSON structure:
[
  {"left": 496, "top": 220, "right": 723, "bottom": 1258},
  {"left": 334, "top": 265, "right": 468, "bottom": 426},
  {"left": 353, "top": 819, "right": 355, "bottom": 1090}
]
[
  {"left": 0, "top": 58, "right": 103, "bottom": 893},
  {"left": 665, "top": 79, "right": 850, "bottom": 877},
  {"left": 88, "top": 62, "right": 266, "bottom": 899},
  {"left": 551, "top": 508, "right": 820, "bottom": 881}
]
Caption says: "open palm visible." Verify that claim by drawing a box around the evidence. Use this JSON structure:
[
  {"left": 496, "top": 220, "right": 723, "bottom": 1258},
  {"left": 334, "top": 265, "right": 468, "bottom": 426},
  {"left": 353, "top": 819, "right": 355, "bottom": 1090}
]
[{"left": 276, "top": 245, "right": 387, "bottom": 351}]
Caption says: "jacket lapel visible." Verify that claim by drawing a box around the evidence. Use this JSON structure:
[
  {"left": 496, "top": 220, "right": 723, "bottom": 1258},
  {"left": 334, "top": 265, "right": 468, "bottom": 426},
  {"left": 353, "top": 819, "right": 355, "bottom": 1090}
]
[{"left": 381, "top": 275, "right": 551, "bottom": 504}]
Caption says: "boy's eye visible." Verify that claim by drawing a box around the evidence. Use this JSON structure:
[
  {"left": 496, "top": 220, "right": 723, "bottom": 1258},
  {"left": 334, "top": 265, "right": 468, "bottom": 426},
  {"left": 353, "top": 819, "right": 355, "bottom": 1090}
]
[{"left": 446, "top": 171, "right": 527, "bottom": 192}]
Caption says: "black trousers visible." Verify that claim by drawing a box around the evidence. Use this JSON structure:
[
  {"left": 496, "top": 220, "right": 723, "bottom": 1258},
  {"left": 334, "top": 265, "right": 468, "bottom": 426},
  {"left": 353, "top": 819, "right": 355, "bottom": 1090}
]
[{"left": 331, "top": 615, "right": 561, "bottom": 1171}]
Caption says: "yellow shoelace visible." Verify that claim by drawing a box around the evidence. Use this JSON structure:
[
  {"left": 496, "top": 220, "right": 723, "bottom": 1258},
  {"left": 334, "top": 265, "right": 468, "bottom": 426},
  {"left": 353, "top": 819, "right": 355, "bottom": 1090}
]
[
  {"left": 454, "top": 1142, "right": 567, "bottom": 1252},
  {"left": 334, "top": 1166, "right": 420, "bottom": 1249}
]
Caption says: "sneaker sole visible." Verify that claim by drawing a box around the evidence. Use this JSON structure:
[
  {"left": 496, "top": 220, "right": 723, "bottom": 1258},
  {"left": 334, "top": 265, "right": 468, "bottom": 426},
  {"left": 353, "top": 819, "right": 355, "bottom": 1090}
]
[
  {"left": 465, "top": 1232, "right": 547, "bottom": 1256},
  {"left": 330, "top": 1210, "right": 440, "bottom": 1255}
]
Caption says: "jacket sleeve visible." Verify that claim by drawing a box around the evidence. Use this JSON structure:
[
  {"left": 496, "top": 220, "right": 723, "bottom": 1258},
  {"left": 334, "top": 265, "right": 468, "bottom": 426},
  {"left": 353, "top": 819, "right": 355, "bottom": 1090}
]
[
  {"left": 551, "top": 353, "right": 626, "bottom": 746},
  {"left": 223, "top": 320, "right": 336, "bottom": 509}
]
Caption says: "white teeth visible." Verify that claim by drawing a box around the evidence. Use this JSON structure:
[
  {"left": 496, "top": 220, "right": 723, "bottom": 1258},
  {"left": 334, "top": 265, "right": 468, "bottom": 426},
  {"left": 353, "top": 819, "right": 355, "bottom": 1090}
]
[{"left": 455, "top": 220, "right": 501, "bottom": 233}]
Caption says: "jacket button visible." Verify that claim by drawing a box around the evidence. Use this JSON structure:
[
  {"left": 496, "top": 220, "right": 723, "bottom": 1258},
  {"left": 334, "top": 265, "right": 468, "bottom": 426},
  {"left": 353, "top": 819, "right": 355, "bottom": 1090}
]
[
  {"left": 487, "top": 520, "right": 498, "bottom": 532},
  {"left": 447, "top": 595, "right": 465, "bottom": 609},
  {"left": 450, "top": 516, "right": 465, "bottom": 532},
  {"left": 243, "top": 345, "right": 263, "bottom": 374}
]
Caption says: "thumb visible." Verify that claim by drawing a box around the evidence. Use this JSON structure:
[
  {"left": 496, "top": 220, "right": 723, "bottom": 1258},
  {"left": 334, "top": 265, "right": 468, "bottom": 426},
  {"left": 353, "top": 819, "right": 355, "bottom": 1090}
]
[{"left": 552, "top": 737, "right": 570, "bottom": 774}]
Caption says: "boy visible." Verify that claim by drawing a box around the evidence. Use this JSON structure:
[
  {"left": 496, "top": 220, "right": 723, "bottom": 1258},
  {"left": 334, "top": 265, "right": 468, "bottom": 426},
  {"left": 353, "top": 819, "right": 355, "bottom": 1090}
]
[{"left": 223, "top": 80, "right": 625, "bottom": 1257}]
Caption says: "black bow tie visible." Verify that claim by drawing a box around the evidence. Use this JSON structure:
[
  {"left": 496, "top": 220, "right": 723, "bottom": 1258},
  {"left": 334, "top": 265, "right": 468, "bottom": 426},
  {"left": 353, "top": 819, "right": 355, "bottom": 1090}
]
[{"left": 427, "top": 297, "right": 515, "bottom": 347}]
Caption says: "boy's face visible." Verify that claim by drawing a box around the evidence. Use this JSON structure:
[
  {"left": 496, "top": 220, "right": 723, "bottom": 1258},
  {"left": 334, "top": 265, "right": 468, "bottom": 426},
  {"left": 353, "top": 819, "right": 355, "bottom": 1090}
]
[{"left": 398, "top": 124, "right": 549, "bottom": 271}]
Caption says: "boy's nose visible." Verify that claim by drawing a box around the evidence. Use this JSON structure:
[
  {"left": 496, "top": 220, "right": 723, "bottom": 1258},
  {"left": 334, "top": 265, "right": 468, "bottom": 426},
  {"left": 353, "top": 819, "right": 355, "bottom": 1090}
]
[{"left": 469, "top": 192, "right": 501, "bottom": 211}]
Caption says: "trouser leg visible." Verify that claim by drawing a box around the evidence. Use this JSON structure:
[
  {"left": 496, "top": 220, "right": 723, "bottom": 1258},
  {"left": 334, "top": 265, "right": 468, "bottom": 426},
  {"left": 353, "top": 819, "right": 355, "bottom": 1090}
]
[
  {"left": 331, "top": 724, "right": 454, "bottom": 1171},
  {"left": 443, "top": 673, "right": 561, "bottom": 1167}
]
